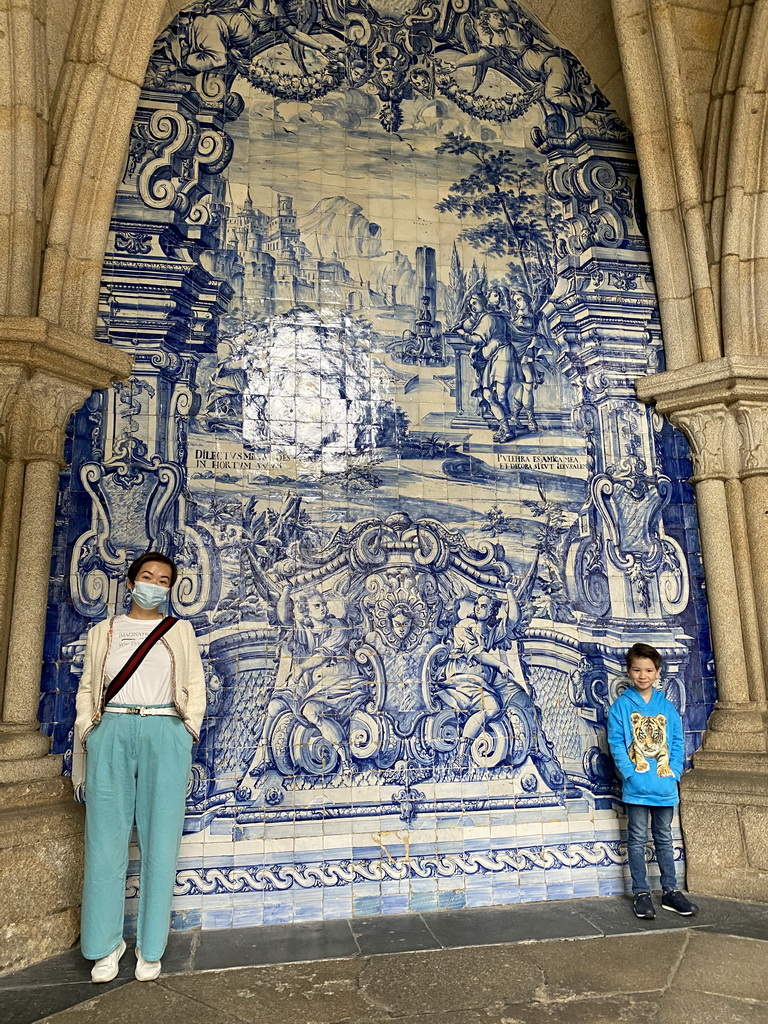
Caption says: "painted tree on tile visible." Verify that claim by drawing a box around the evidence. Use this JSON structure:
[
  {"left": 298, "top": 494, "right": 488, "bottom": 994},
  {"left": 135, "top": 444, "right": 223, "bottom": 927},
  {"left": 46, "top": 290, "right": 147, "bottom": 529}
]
[{"left": 435, "top": 132, "right": 562, "bottom": 303}]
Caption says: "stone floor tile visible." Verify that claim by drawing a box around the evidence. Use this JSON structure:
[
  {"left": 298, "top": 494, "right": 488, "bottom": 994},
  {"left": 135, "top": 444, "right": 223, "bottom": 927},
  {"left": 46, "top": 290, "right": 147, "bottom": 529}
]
[
  {"left": 657, "top": 987, "right": 768, "bottom": 1024},
  {"left": 350, "top": 912, "right": 442, "bottom": 955},
  {"left": 3, "top": 982, "right": 124, "bottom": 1024},
  {"left": 480, "top": 993, "right": 662, "bottom": 1023},
  {"left": 420, "top": 900, "right": 601, "bottom": 948},
  {"left": 2, "top": 898, "right": 767, "bottom": 1024},
  {"left": 572, "top": 893, "right": 707, "bottom": 936},
  {"left": 708, "top": 919, "right": 768, "bottom": 943},
  {"left": 525, "top": 932, "right": 688, "bottom": 998},
  {"left": 701, "top": 898, "right": 768, "bottom": 941},
  {"left": 163, "top": 959, "right": 368, "bottom": 1024},
  {"left": 0, "top": 948, "right": 96, "bottom": 990},
  {"left": 357, "top": 945, "right": 544, "bottom": 1017},
  {"left": 360, "top": 1015, "right": 487, "bottom": 1024},
  {"left": 672, "top": 932, "right": 768, "bottom": 1003},
  {"left": 33, "top": 980, "right": 244, "bottom": 1024},
  {"left": 0, "top": 931, "right": 195, "bottom": 992},
  {"left": 192, "top": 918, "right": 358, "bottom": 972},
  {"left": 158, "top": 930, "right": 198, "bottom": 975}
]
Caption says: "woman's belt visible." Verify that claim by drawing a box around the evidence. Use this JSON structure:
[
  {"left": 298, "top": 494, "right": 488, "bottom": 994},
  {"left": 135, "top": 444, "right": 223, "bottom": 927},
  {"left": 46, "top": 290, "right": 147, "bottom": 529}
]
[{"left": 104, "top": 706, "right": 179, "bottom": 717}]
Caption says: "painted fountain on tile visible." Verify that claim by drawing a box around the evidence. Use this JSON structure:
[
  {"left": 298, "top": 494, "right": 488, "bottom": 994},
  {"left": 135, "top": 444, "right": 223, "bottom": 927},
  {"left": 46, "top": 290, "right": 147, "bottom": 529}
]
[{"left": 43, "top": 0, "right": 715, "bottom": 928}]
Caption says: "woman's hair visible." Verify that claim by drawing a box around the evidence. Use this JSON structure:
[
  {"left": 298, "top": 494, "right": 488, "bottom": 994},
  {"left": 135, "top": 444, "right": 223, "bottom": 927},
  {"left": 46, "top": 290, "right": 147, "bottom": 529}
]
[
  {"left": 127, "top": 551, "right": 178, "bottom": 587},
  {"left": 625, "top": 642, "right": 661, "bottom": 671}
]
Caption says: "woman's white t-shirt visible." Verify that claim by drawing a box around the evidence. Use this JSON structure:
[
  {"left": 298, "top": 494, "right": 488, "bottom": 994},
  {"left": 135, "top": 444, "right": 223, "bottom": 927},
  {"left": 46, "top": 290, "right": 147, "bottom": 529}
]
[{"left": 105, "top": 614, "right": 173, "bottom": 706}]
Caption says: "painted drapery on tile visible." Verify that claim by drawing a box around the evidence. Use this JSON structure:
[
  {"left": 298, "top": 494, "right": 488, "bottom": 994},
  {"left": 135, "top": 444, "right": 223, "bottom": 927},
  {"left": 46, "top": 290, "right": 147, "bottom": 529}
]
[{"left": 42, "top": 0, "right": 715, "bottom": 929}]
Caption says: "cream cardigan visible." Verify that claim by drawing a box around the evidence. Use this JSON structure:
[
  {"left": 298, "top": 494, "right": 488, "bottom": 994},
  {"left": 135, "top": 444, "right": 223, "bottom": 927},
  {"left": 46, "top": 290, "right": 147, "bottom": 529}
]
[{"left": 74, "top": 615, "right": 207, "bottom": 753}]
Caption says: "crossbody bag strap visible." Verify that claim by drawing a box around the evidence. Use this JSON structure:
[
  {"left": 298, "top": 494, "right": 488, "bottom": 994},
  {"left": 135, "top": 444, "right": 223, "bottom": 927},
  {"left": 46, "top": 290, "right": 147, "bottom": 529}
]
[{"left": 102, "top": 616, "right": 178, "bottom": 708}]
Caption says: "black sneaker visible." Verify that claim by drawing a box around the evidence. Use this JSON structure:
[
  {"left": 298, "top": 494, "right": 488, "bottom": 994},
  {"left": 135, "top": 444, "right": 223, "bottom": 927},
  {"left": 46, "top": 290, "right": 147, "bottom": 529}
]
[
  {"left": 661, "top": 890, "right": 699, "bottom": 916},
  {"left": 633, "top": 892, "right": 655, "bottom": 919}
]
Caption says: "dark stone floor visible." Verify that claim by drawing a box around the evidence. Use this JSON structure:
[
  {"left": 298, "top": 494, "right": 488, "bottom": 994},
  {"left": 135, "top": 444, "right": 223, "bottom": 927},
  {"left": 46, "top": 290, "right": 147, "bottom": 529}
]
[{"left": 2, "top": 894, "right": 768, "bottom": 1023}]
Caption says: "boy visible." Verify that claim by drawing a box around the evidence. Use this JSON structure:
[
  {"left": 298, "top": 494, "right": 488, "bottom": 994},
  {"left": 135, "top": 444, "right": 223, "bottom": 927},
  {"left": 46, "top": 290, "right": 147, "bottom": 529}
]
[{"left": 607, "top": 642, "right": 698, "bottom": 920}]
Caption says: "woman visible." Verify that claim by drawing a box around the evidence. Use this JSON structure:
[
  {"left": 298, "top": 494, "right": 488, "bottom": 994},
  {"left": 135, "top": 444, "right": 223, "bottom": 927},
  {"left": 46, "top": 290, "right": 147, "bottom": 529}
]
[{"left": 74, "top": 552, "right": 206, "bottom": 983}]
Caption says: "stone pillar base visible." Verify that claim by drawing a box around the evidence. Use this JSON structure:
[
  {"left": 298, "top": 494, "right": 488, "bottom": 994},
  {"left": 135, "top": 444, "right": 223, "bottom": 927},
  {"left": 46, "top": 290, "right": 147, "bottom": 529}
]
[
  {"left": 0, "top": 767, "right": 84, "bottom": 973},
  {"left": 700, "top": 706, "right": 768, "bottom": 757},
  {"left": 680, "top": 768, "right": 768, "bottom": 902}
]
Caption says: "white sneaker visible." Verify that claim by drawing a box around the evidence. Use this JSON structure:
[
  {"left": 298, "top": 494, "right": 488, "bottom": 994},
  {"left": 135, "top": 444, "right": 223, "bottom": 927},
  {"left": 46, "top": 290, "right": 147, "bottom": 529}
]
[
  {"left": 90, "top": 939, "right": 126, "bottom": 983},
  {"left": 135, "top": 951, "right": 162, "bottom": 982}
]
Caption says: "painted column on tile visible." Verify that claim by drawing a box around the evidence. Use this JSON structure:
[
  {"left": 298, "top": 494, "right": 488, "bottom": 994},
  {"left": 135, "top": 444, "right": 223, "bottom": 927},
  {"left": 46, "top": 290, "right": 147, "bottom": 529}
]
[{"left": 42, "top": 0, "right": 715, "bottom": 926}]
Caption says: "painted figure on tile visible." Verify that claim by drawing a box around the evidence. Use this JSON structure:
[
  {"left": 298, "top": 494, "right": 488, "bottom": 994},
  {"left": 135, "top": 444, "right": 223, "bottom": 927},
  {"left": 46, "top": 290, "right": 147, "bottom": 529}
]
[
  {"left": 438, "top": 582, "right": 523, "bottom": 763},
  {"left": 458, "top": 287, "right": 521, "bottom": 443},
  {"left": 363, "top": 569, "right": 443, "bottom": 717},
  {"left": 505, "top": 289, "right": 548, "bottom": 434},
  {"left": 447, "top": 2, "right": 603, "bottom": 122},
  {"left": 452, "top": 290, "right": 484, "bottom": 335},
  {"left": 408, "top": 62, "right": 434, "bottom": 97},
  {"left": 203, "top": 337, "right": 248, "bottom": 431},
  {"left": 274, "top": 583, "right": 371, "bottom": 772},
  {"left": 170, "top": 0, "right": 332, "bottom": 76}
]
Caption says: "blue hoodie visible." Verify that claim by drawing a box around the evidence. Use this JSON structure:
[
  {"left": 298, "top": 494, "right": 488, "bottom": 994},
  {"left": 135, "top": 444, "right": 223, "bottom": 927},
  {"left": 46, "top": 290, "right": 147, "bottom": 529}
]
[{"left": 607, "top": 686, "right": 684, "bottom": 806}]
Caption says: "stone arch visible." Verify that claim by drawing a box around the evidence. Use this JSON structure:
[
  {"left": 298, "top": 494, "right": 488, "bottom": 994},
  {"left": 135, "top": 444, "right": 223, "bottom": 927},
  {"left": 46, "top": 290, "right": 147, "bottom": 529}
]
[
  {"left": 610, "top": 0, "right": 728, "bottom": 370},
  {"left": 703, "top": 0, "right": 768, "bottom": 358},
  {"left": 40, "top": 0, "right": 170, "bottom": 333}
]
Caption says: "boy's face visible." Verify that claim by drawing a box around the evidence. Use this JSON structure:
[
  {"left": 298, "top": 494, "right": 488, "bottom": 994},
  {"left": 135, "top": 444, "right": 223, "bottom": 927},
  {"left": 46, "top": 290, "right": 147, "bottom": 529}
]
[{"left": 628, "top": 656, "right": 660, "bottom": 697}]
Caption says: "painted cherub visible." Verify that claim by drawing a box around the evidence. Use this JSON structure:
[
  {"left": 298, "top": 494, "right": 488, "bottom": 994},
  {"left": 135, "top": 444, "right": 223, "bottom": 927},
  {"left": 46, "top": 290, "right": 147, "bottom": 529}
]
[
  {"left": 171, "top": 0, "right": 333, "bottom": 76},
  {"left": 445, "top": 1, "right": 604, "bottom": 121}
]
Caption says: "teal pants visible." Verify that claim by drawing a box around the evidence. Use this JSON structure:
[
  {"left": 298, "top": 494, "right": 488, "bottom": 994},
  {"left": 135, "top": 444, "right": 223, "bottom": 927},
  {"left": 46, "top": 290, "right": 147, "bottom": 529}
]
[{"left": 81, "top": 709, "right": 192, "bottom": 961}]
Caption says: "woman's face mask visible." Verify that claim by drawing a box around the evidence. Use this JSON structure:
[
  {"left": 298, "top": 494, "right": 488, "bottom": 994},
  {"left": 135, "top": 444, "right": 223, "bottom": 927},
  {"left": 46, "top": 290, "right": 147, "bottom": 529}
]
[{"left": 130, "top": 581, "right": 169, "bottom": 610}]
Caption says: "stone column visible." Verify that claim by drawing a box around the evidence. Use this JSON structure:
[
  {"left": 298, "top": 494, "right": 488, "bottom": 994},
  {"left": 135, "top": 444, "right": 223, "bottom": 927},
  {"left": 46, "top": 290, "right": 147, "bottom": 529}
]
[
  {"left": 0, "top": 364, "right": 27, "bottom": 710},
  {"left": 637, "top": 361, "right": 768, "bottom": 900},
  {"left": 668, "top": 405, "right": 759, "bottom": 728},
  {"left": 3, "top": 375, "right": 90, "bottom": 730},
  {"left": 0, "top": 319, "right": 131, "bottom": 771},
  {"left": 0, "top": 319, "right": 131, "bottom": 972}
]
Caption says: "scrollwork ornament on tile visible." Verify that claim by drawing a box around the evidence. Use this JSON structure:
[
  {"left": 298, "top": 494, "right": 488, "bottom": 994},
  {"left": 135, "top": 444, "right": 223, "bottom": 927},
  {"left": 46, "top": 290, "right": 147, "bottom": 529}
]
[
  {"left": 136, "top": 110, "right": 233, "bottom": 225},
  {"left": 591, "top": 456, "right": 689, "bottom": 615},
  {"left": 114, "top": 231, "right": 153, "bottom": 255},
  {"left": 164, "top": 840, "right": 642, "bottom": 898},
  {"left": 550, "top": 158, "right": 633, "bottom": 255}
]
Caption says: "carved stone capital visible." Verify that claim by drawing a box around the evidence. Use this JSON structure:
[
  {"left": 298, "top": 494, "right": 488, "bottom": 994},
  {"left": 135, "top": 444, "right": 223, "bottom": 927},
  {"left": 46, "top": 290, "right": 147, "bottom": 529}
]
[
  {"left": 733, "top": 401, "right": 768, "bottom": 478},
  {"left": 636, "top": 357, "right": 768, "bottom": 481},
  {"left": 0, "top": 364, "right": 26, "bottom": 458},
  {"left": 668, "top": 405, "right": 729, "bottom": 481},
  {"left": 22, "top": 374, "right": 92, "bottom": 464}
]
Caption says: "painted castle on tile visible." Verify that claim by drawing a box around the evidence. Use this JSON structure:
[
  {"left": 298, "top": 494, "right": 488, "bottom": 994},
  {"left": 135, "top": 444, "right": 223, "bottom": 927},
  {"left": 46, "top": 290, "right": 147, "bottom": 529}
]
[{"left": 42, "top": 0, "right": 715, "bottom": 927}]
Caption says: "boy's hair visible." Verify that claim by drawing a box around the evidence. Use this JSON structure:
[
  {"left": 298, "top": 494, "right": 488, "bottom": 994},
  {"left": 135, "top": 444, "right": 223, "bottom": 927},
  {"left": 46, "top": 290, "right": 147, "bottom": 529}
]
[
  {"left": 625, "top": 642, "right": 661, "bottom": 671},
  {"left": 127, "top": 551, "right": 178, "bottom": 588}
]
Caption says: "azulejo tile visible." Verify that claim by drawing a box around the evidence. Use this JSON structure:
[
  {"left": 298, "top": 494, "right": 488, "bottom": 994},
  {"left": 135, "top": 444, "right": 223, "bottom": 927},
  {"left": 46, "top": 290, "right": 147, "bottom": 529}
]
[{"left": 44, "top": 0, "right": 715, "bottom": 929}]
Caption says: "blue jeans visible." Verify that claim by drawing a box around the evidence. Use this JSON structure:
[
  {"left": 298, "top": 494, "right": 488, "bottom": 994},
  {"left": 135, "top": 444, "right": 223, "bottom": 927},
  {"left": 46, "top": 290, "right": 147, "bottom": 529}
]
[{"left": 625, "top": 803, "right": 678, "bottom": 894}]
